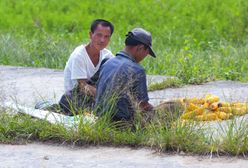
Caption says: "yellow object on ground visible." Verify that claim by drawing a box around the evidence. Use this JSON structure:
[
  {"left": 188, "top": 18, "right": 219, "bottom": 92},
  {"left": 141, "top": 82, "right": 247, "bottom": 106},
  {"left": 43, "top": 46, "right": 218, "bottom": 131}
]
[
  {"left": 180, "top": 111, "right": 197, "bottom": 120},
  {"left": 183, "top": 97, "right": 205, "bottom": 105},
  {"left": 186, "top": 103, "right": 199, "bottom": 111},
  {"left": 209, "top": 102, "right": 219, "bottom": 111},
  {"left": 218, "top": 107, "right": 232, "bottom": 113},
  {"left": 205, "top": 94, "right": 220, "bottom": 104},
  {"left": 218, "top": 102, "right": 231, "bottom": 107},
  {"left": 195, "top": 112, "right": 218, "bottom": 121},
  {"left": 215, "top": 111, "right": 233, "bottom": 120},
  {"left": 231, "top": 102, "right": 247, "bottom": 108},
  {"left": 232, "top": 107, "right": 247, "bottom": 115},
  {"left": 177, "top": 94, "right": 248, "bottom": 122},
  {"left": 180, "top": 107, "right": 204, "bottom": 120}
]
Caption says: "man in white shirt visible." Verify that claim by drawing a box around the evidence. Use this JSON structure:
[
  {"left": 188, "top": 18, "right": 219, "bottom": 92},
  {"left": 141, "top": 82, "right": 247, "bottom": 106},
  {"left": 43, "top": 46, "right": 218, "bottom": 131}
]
[{"left": 59, "top": 19, "right": 114, "bottom": 115}]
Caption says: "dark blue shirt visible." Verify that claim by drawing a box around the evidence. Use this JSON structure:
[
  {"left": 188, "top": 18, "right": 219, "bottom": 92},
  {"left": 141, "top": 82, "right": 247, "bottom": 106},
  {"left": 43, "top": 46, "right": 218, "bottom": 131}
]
[{"left": 95, "top": 51, "right": 149, "bottom": 121}]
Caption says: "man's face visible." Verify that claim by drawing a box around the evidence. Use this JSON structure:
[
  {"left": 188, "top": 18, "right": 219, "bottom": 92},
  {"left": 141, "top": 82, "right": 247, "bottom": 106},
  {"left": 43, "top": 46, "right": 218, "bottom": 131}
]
[
  {"left": 135, "top": 45, "right": 149, "bottom": 63},
  {"left": 90, "top": 24, "right": 112, "bottom": 51}
]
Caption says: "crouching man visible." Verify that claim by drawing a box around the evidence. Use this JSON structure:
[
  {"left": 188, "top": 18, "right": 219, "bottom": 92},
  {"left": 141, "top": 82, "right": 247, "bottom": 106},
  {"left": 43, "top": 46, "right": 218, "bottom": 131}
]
[
  {"left": 59, "top": 19, "right": 114, "bottom": 115},
  {"left": 95, "top": 28, "right": 156, "bottom": 122}
]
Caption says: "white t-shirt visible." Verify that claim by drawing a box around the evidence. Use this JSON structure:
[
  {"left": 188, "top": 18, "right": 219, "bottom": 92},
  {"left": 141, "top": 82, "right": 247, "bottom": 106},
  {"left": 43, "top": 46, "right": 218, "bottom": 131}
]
[{"left": 64, "top": 44, "right": 114, "bottom": 93}]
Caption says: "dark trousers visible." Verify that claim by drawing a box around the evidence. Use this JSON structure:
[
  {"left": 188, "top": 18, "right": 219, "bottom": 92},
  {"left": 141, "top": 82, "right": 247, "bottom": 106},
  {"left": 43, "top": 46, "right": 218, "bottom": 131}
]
[
  {"left": 59, "top": 58, "right": 109, "bottom": 115},
  {"left": 59, "top": 87, "right": 95, "bottom": 115}
]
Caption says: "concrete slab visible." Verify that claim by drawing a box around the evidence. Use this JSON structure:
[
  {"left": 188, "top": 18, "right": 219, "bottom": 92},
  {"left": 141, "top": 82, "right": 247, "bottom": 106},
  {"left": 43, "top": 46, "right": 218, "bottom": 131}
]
[
  {"left": 1, "top": 65, "right": 248, "bottom": 106},
  {"left": 149, "top": 81, "right": 248, "bottom": 106}
]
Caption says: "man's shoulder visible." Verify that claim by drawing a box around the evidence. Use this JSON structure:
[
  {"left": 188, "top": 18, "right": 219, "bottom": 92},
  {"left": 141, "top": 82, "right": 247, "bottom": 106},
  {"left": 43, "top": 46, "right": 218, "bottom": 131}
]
[
  {"left": 119, "top": 60, "right": 145, "bottom": 76},
  {"left": 110, "top": 56, "right": 144, "bottom": 72},
  {"left": 72, "top": 44, "right": 85, "bottom": 54},
  {"left": 132, "top": 65, "right": 145, "bottom": 76},
  {"left": 101, "top": 48, "right": 114, "bottom": 58},
  {"left": 126, "top": 60, "right": 145, "bottom": 73},
  {"left": 69, "top": 44, "right": 87, "bottom": 60}
]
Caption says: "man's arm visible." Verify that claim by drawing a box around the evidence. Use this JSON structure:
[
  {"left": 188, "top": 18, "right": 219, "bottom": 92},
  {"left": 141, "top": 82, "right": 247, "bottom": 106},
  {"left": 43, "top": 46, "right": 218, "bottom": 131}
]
[
  {"left": 139, "top": 101, "right": 155, "bottom": 122},
  {"left": 77, "top": 79, "right": 96, "bottom": 98}
]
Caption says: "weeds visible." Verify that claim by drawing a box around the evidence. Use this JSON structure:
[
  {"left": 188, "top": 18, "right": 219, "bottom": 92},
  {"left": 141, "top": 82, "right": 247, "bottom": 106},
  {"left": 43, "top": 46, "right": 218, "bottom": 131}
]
[
  {"left": 0, "top": 112, "right": 50, "bottom": 143},
  {"left": 220, "top": 117, "right": 248, "bottom": 155},
  {"left": 1, "top": 101, "right": 247, "bottom": 156},
  {"left": 148, "top": 77, "right": 182, "bottom": 91}
]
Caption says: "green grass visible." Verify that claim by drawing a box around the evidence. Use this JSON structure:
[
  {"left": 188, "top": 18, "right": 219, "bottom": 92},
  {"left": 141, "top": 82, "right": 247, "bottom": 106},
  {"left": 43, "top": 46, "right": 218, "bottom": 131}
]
[
  {"left": 1, "top": 105, "right": 247, "bottom": 156},
  {"left": 220, "top": 118, "right": 248, "bottom": 155},
  {"left": 0, "top": 0, "right": 248, "bottom": 83},
  {"left": 148, "top": 77, "right": 183, "bottom": 91}
]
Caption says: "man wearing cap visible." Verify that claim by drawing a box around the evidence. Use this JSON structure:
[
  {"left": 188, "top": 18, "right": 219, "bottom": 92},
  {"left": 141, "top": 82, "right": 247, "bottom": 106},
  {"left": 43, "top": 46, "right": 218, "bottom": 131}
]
[{"left": 95, "top": 28, "right": 156, "bottom": 121}]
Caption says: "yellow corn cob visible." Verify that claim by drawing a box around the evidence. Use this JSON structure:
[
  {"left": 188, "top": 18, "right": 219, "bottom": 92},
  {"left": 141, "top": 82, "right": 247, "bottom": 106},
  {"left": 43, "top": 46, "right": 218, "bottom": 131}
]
[
  {"left": 184, "top": 97, "right": 205, "bottom": 105},
  {"left": 186, "top": 103, "right": 200, "bottom": 111},
  {"left": 181, "top": 107, "right": 204, "bottom": 119},
  {"left": 218, "top": 107, "right": 232, "bottom": 113},
  {"left": 205, "top": 94, "right": 220, "bottom": 104},
  {"left": 231, "top": 102, "right": 247, "bottom": 108},
  {"left": 193, "top": 107, "right": 205, "bottom": 115},
  {"left": 209, "top": 102, "right": 219, "bottom": 111},
  {"left": 181, "top": 111, "right": 197, "bottom": 119},
  {"left": 178, "top": 96, "right": 248, "bottom": 121},
  {"left": 218, "top": 102, "right": 231, "bottom": 107},
  {"left": 232, "top": 107, "right": 247, "bottom": 115},
  {"left": 196, "top": 112, "right": 218, "bottom": 121},
  {"left": 216, "top": 111, "right": 233, "bottom": 120},
  {"left": 205, "top": 94, "right": 213, "bottom": 99},
  {"left": 203, "top": 102, "right": 210, "bottom": 108}
]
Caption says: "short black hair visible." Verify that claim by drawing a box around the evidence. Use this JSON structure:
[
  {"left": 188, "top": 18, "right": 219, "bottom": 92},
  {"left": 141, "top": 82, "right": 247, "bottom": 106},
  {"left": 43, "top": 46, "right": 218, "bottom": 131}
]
[
  {"left": 90, "top": 19, "right": 114, "bottom": 35},
  {"left": 125, "top": 35, "right": 148, "bottom": 49}
]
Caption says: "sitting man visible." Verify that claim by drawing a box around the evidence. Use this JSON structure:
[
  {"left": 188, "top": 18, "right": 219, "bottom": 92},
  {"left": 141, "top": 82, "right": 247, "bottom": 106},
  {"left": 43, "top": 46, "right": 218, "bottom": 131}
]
[
  {"left": 58, "top": 19, "right": 114, "bottom": 115},
  {"left": 95, "top": 28, "right": 156, "bottom": 122}
]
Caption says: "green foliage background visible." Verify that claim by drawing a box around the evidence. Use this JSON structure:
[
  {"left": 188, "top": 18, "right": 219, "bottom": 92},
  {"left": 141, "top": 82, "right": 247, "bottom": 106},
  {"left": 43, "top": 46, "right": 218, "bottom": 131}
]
[{"left": 0, "top": 0, "right": 248, "bottom": 83}]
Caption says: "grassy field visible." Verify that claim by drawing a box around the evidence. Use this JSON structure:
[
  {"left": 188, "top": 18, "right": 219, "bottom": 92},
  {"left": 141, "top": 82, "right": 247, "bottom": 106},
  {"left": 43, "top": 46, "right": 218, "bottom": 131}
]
[{"left": 0, "top": 0, "right": 248, "bottom": 83}]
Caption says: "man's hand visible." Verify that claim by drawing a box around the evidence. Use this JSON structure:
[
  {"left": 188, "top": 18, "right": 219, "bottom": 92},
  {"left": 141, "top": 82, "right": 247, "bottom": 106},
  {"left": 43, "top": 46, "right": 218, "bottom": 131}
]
[
  {"left": 138, "top": 101, "right": 155, "bottom": 124},
  {"left": 78, "top": 79, "right": 96, "bottom": 98},
  {"left": 139, "top": 101, "right": 154, "bottom": 112}
]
